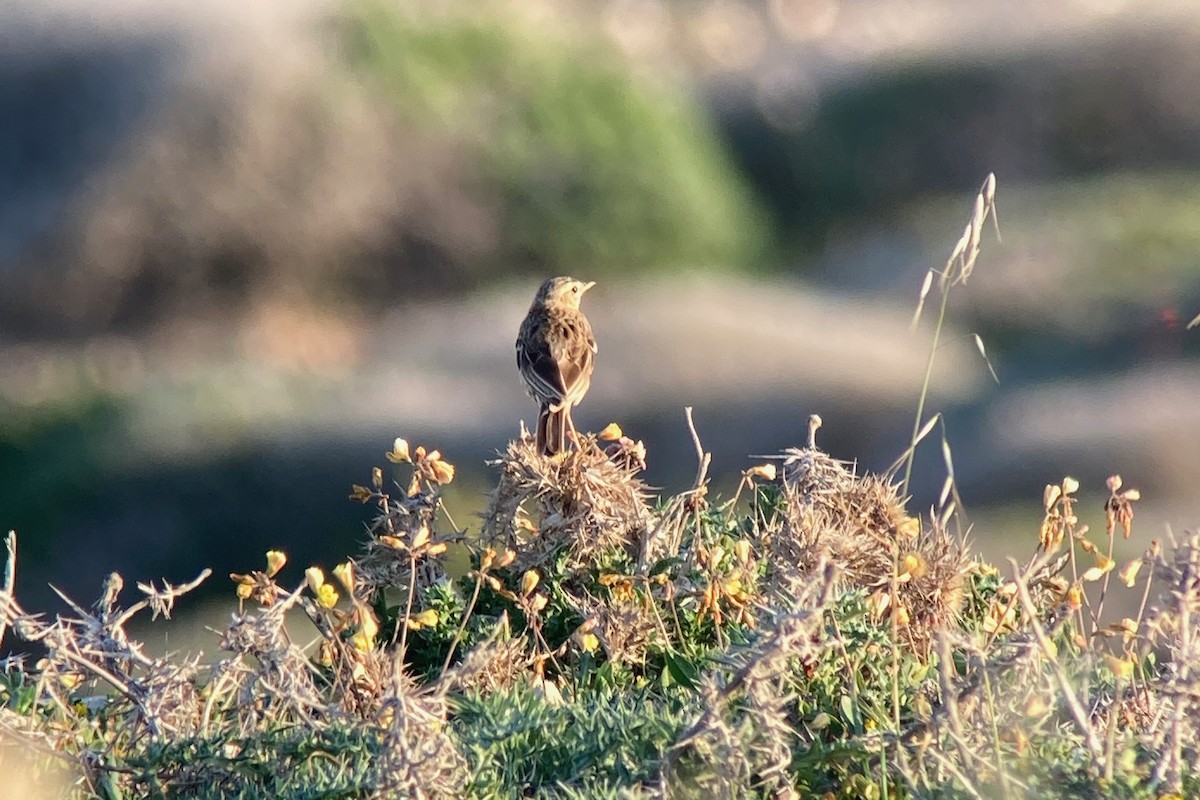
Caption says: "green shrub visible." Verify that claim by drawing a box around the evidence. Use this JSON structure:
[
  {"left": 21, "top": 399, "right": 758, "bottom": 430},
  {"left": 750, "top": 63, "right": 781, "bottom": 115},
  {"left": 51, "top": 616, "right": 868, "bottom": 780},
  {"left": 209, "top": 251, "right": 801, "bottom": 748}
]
[{"left": 341, "top": 1, "right": 769, "bottom": 285}]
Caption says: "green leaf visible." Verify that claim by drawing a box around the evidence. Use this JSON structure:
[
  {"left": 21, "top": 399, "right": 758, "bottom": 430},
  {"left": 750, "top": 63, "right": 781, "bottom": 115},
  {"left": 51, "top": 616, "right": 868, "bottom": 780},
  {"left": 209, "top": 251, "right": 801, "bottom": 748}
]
[
  {"left": 648, "top": 556, "right": 683, "bottom": 578},
  {"left": 662, "top": 650, "right": 698, "bottom": 690}
]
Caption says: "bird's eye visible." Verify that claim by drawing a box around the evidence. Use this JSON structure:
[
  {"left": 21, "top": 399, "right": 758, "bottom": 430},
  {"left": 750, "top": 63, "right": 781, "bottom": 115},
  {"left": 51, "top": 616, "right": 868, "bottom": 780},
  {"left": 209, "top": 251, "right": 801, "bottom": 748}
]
[{"left": 571, "top": 285, "right": 578, "bottom": 293}]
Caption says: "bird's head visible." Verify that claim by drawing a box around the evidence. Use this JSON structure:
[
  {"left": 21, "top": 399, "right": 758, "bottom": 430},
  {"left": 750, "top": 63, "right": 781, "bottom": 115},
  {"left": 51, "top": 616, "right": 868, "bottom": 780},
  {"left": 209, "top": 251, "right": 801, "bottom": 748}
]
[{"left": 534, "top": 276, "right": 596, "bottom": 309}]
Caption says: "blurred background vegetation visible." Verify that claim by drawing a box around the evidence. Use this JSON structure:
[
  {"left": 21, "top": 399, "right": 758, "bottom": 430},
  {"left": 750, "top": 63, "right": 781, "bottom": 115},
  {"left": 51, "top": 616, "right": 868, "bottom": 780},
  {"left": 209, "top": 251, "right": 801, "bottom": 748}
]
[{"left": 2, "top": 0, "right": 1199, "bottom": 619}]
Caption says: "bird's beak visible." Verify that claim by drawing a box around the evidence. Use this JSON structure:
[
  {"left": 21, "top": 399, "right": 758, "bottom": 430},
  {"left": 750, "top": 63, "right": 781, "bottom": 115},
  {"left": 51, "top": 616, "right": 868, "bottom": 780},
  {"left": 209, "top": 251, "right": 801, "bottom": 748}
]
[{"left": 581, "top": 281, "right": 597, "bottom": 294}]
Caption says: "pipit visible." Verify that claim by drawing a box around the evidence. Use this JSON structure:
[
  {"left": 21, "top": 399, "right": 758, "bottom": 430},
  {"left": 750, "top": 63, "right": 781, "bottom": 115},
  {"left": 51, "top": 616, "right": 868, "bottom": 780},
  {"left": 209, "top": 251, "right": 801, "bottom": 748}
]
[{"left": 516, "top": 276, "right": 597, "bottom": 455}]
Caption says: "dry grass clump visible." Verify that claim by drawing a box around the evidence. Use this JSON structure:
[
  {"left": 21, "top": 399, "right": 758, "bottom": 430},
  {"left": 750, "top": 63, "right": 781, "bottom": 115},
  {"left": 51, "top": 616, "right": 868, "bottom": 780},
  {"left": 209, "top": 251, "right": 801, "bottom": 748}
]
[
  {"left": 215, "top": 586, "right": 325, "bottom": 727},
  {"left": 1136, "top": 530, "right": 1200, "bottom": 788},
  {"left": 440, "top": 632, "right": 532, "bottom": 696},
  {"left": 0, "top": 568, "right": 209, "bottom": 745},
  {"left": 368, "top": 661, "right": 469, "bottom": 798},
  {"left": 763, "top": 422, "right": 967, "bottom": 652},
  {"left": 475, "top": 430, "right": 670, "bottom": 671},
  {"left": 574, "top": 593, "right": 665, "bottom": 668},
  {"left": 481, "top": 432, "right": 654, "bottom": 573},
  {"left": 664, "top": 562, "right": 838, "bottom": 799}
]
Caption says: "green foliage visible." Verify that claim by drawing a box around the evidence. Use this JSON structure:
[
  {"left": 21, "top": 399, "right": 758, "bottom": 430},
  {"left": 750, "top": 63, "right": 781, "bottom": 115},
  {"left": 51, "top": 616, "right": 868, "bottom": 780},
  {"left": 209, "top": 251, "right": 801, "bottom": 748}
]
[
  {"left": 453, "top": 686, "right": 696, "bottom": 797},
  {"left": 341, "top": 2, "right": 768, "bottom": 284}
]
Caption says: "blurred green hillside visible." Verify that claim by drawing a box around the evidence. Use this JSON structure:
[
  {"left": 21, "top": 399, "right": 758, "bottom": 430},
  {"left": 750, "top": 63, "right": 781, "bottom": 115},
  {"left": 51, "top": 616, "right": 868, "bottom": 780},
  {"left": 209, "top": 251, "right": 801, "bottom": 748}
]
[{"left": 340, "top": 1, "right": 769, "bottom": 290}]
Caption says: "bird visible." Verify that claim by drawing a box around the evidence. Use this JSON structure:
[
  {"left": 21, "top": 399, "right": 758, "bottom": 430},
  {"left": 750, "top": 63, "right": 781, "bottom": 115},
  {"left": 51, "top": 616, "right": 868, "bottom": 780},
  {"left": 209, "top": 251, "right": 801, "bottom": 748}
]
[{"left": 516, "top": 276, "right": 597, "bottom": 455}]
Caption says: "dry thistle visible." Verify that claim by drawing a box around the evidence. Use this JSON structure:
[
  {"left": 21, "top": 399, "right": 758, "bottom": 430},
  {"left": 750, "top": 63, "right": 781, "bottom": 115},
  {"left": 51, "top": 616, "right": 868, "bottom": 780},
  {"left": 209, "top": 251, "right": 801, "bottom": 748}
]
[
  {"left": 766, "top": 437, "right": 967, "bottom": 651},
  {"left": 480, "top": 432, "right": 654, "bottom": 574}
]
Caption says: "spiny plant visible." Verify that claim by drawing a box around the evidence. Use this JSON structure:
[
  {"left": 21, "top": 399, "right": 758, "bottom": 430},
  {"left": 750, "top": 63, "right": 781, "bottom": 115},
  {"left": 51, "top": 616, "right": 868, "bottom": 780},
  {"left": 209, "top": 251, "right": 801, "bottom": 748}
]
[{"left": 1, "top": 176, "right": 1198, "bottom": 799}]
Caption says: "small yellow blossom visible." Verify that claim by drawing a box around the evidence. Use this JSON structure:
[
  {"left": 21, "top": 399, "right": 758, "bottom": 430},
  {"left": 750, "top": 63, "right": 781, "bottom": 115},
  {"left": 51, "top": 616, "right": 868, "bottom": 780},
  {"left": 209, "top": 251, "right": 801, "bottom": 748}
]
[
  {"left": 412, "top": 526, "right": 430, "bottom": 550},
  {"left": 333, "top": 562, "right": 355, "bottom": 593},
  {"left": 428, "top": 460, "right": 456, "bottom": 485},
  {"left": 305, "top": 567, "right": 325, "bottom": 593},
  {"left": 745, "top": 463, "right": 776, "bottom": 481},
  {"left": 1023, "top": 695, "right": 1049, "bottom": 717},
  {"left": 316, "top": 583, "right": 339, "bottom": 609},
  {"left": 1118, "top": 559, "right": 1142, "bottom": 588},
  {"left": 598, "top": 422, "right": 623, "bottom": 441},
  {"left": 265, "top": 550, "right": 287, "bottom": 577}
]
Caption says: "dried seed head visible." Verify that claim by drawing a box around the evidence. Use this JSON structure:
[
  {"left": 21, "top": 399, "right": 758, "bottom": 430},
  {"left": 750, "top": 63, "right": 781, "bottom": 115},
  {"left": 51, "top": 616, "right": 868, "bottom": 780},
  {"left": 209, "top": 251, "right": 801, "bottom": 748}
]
[{"left": 386, "top": 438, "right": 411, "bottom": 463}]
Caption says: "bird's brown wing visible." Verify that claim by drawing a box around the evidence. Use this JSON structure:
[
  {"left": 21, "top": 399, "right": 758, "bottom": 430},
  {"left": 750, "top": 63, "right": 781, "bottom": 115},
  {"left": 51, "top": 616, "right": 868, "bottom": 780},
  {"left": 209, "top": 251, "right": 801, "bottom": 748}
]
[
  {"left": 517, "top": 313, "right": 568, "bottom": 405},
  {"left": 550, "top": 313, "right": 595, "bottom": 407}
]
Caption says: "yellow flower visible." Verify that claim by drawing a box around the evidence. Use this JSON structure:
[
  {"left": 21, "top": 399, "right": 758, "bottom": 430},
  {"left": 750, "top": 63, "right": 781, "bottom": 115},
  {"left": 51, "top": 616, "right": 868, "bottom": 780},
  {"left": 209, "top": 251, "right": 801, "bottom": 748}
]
[
  {"left": 579, "top": 632, "right": 600, "bottom": 653},
  {"left": 598, "top": 422, "right": 623, "bottom": 441},
  {"left": 745, "top": 463, "right": 776, "bottom": 481},
  {"left": 1105, "top": 655, "right": 1134, "bottom": 681},
  {"left": 521, "top": 570, "right": 540, "bottom": 597},
  {"left": 316, "top": 583, "right": 339, "bottom": 609},
  {"left": 1082, "top": 555, "right": 1114, "bottom": 582},
  {"left": 236, "top": 582, "right": 254, "bottom": 600},
  {"left": 333, "top": 562, "right": 355, "bottom": 593},
  {"left": 412, "top": 526, "right": 430, "bottom": 550},
  {"left": 899, "top": 553, "right": 926, "bottom": 581},
  {"left": 733, "top": 539, "right": 751, "bottom": 565},
  {"left": 414, "top": 609, "right": 439, "bottom": 628},
  {"left": 480, "top": 548, "right": 496, "bottom": 571},
  {"left": 265, "top": 550, "right": 287, "bottom": 577},
  {"left": 351, "top": 607, "right": 380, "bottom": 650},
  {"left": 305, "top": 567, "right": 325, "bottom": 593},
  {"left": 1023, "top": 695, "right": 1049, "bottom": 717},
  {"left": 428, "top": 459, "right": 455, "bottom": 484},
  {"left": 1118, "top": 559, "right": 1142, "bottom": 588}
]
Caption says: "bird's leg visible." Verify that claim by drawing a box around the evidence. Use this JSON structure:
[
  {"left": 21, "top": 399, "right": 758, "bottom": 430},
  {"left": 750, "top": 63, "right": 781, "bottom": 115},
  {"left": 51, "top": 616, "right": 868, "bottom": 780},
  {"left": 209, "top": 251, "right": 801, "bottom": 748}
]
[
  {"left": 564, "top": 409, "right": 582, "bottom": 449},
  {"left": 553, "top": 408, "right": 568, "bottom": 454},
  {"left": 536, "top": 406, "right": 551, "bottom": 455}
]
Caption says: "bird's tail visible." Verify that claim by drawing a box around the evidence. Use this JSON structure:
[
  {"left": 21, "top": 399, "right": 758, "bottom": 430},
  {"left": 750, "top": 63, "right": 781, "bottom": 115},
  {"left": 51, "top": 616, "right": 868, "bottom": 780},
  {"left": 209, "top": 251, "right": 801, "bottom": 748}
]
[{"left": 537, "top": 405, "right": 569, "bottom": 455}]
